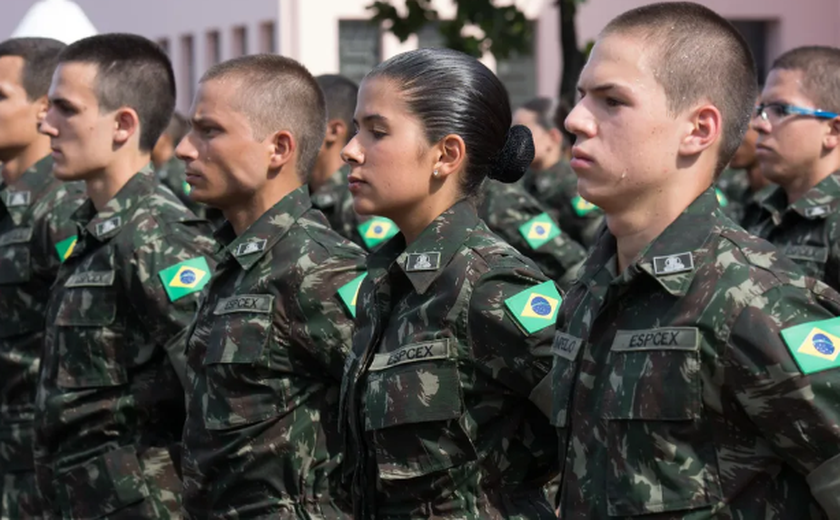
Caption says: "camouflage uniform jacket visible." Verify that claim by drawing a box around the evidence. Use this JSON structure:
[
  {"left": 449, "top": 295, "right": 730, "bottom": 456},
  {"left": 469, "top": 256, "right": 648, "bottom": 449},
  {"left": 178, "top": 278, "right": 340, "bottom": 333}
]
[
  {"left": 478, "top": 180, "right": 586, "bottom": 289},
  {"left": 181, "top": 186, "right": 365, "bottom": 519},
  {"left": 33, "top": 168, "right": 216, "bottom": 519},
  {"left": 0, "top": 156, "right": 85, "bottom": 507},
  {"left": 553, "top": 188, "right": 840, "bottom": 519},
  {"left": 715, "top": 168, "right": 751, "bottom": 222},
  {"left": 311, "top": 165, "right": 396, "bottom": 252},
  {"left": 341, "top": 200, "right": 560, "bottom": 519},
  {"left": 520, "top": 160, "right": 604, "bottom": 248},
  {"left": 742, "top": 172, "right": 840, "bottom": 291}
]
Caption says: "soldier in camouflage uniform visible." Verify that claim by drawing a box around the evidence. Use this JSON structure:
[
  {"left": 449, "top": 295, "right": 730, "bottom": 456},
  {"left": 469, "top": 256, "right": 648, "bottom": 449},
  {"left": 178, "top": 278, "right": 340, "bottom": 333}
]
[
  {"left": 340, "top": 48, "right": 559, "bottom": 519},
  {"left": 33, "top": 34, "right": 216, "bottom": 519},
  {"left": 0, "top": 37, "right": 85, "bottom": 520},
  {"left": 715, "top": 125, "right": 770, "bottom": 223},
  {"left": 742, "top": 47, "right": 840, "bottom": 291},
  {"left": 514, "top": 97, "right": 604, "bottom": 248},
  {"left": 310, "top": 74, "right": 397, "bottom": 251},
  {"left": 555, "top": 4, "right": 840, "bottom": 518},
  {"left": 478, "top": 180, "right": 586, "bottom": 288},
  {"left": 176, "top": 55, "right": 365, "bottom": 519}
]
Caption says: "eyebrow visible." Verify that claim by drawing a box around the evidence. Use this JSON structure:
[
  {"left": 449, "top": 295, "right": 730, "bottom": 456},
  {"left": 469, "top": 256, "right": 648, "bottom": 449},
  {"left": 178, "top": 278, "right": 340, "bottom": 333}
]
[
  {"left": 48, "top": 96, "right": 76, "bottom": 109},
  {"left": 577, "top": 82, "right": 628, "bottom": 95},
  {"left": 353, "top": 114, "right": 389, "bottom": 126}
]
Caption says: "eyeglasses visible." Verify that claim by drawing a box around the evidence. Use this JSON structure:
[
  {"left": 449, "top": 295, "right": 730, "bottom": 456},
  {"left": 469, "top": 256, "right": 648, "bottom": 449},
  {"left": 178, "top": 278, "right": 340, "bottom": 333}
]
[{"left": 754, "top": 102, "right": 839, "bottom": 124}]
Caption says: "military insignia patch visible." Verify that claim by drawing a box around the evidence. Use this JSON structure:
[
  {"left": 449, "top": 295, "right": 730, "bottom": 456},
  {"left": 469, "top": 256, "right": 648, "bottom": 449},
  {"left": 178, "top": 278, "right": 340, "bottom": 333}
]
[
  {"left": 55, "top": 235, "right": 78, "bottom": 262},
  {"left": 158, "top": 257, "right": 211, "bottom": 301},
  {"left": 337, "top": 273, "right": 367, "bottom": 318},
  {"left": 518, "top": 212, "right": 561, "bottom": 250},
  {"left": 6, "top": 191, "right": 30, "bottom": 207},
  {"left": 571, "top": 195, "right": 598, "bottom": 217},
  {"left": 405, "top": 252, "right": 441, "bottom": 272},
  {"left": 653, "top": 252, "right": 694, "bottom": 276},
  {"left": 234, "top": 239, "right": 267, "bottom": 257},
  {"left": 504, "top": 280, "right": 562, "bottom": 335},
  {"left": 358, "top": 217, "right": 398, "bottom": 249},
  {"left": 805, "top": 205, "right": 830, "bottom": 218},
  {"left": 781, "top": 317, "right": 840, "bottom": 374},
  {"left": 715, "top": 188, "right": 729, "bottom": 207},
  {"left": 95, "top": 216, "right": 122, "bottom": 237}
]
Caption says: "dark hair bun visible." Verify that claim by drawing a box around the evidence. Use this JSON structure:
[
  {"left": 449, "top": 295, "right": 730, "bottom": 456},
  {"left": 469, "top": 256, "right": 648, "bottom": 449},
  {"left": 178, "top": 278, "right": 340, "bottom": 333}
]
[{"left": 488, "top": 124, "right": 535, "bottom": 183}]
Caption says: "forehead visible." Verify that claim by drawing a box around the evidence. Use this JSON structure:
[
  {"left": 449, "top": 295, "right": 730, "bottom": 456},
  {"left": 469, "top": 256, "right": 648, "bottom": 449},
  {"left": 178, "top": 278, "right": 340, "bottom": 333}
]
[
  {"left": 580, "top": 32, "right": 660, "bottom": 89},
  {"left": 50, "top": 62, "right": 99, "bottom": 101},
  {"left": 761, "top": 68, "right": 809, "bottom": 102},
  {"left": 355, "top": 77, "right": 410, "bottom": 117},
  {"left": 0, "top": 56, "right": 25, "bottom": 86},
  {"left": 191, "top": 78, "right": 254, "bottom": 128}
]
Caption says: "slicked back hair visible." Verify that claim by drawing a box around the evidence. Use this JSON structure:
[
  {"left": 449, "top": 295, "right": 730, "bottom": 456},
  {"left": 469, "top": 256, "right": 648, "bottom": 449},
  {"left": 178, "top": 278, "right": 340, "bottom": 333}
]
[
  {"left": 772, "top": 46, "right": 840, "bottom": 114},
  {"left": 0, "top": 37, "right": 65, "bottom": 100},
  {"left": 58, "top": 33, "right": 175, "bottom": 152},
  {"left": 603, "top": 2, "right": 757, "bottom": 175},
  {"left": 316, "top": 74, "right": 358, "bottom": 144},
  {"left": 202, "top": 54, "right": 326, "bottom": 181}
]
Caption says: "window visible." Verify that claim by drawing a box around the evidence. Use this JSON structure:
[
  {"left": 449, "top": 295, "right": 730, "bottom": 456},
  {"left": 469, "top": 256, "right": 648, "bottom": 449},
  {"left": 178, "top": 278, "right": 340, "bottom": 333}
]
[
  {"left": 339, "top": 20, "right": 381, "bottom": 84},
  {"left": 206, "top": 30, "right": 221, "bottom": 66},
  {"left": 232, "top": 26, "right": 248, "bottom": 57},
  {"left": 260, "top": 21, "right": 276, "bottom": 54},
  {"left": 157, "top": 38, "right": 170, "bottom": 55},
  {"left": 180, "top": 35, "right": 195, "bottom": 105},
  {"left": 729, "top": 20, "right": 769, "bottom": 85}
]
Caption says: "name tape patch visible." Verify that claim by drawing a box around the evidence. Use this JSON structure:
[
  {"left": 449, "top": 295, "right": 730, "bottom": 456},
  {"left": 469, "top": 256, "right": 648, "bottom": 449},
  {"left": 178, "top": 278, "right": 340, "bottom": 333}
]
[
  {"left": 552, "top": 332, "right": 583, "bottom": 361},
  {"left": 369, "top": 340, "right": 450, "bottom": 371},
  {"left": 0, "top": 227, "right": 33, "bottom": 247},
  {"left": 65, "top": 270, "right": 115, "bottom": 288},
  {"left": 214, "top": 294, "right": 274, "bottom": 315},
  {"left": 611, "top": 327, "right": 699, "bottom": 352},
  {"left": 782, "top": 244, "right": 829, "bottom": 262}
]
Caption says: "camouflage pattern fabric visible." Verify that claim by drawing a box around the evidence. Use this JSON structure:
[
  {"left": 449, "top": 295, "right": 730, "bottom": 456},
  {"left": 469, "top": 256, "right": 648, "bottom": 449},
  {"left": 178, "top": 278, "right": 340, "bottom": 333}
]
[
  {"left": 341, "top": 200, "right": 559, "bottom": 519},
  {"left": 715, "top": 168, "right": 752, "bottom": 222},
  {"left": 479, "top": 179, "right": 586, "bottom": 289},
  {"left": 742, "top": 172, "right": 840, "bottom": 291},
  {"left": 156, "top": 156, "right": 224, "bottom": 228},
  {"left": 0, "top": 156, "right": 85, "bottom": 519},
  {"left": 33, "top": 168, "right": 216, "bottom": 519},
  {"left": 520, "top": 160, "right": 604, "bottom": 248},
  {"left": 181, "top": 186, "right": 365, "bottom": 519},
  {"left": 553, "top": 188, "right": 840, "bottom": 519},
  {"left": 311, "top": 165, "right": 395, "bottom": 252}
]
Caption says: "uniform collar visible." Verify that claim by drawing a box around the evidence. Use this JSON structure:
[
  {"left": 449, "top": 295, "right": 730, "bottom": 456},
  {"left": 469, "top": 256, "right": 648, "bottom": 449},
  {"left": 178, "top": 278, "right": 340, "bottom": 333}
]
[
  {"left": 0, "top": 155, "right": 55, "bottom": 225},
  {"left": 214, "top": 185, "right": 312, "bottom": 271},
  {"left": 581, "top": 187, "right": 719, "bottom": 298},
  {"left": 368, "top": 199, "right": 480, "bottom": 295},
  {"left": 761, "top": 172, "right": 840, "bottom": 222},
  {"left": 72, "top": 166, "right": 157, "bottom": 243}
]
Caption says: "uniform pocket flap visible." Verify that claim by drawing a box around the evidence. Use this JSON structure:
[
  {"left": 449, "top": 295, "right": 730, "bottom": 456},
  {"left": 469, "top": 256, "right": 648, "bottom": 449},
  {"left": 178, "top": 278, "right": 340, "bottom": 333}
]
[
  {"left": 55, "top": 287, "right": 118, "bottom": 327},
  {"left": 204, "top": 306, "right": 272, "bottom": 365},
  {"left": 55, "top": 445, "right": 150, "bottom": 519}
]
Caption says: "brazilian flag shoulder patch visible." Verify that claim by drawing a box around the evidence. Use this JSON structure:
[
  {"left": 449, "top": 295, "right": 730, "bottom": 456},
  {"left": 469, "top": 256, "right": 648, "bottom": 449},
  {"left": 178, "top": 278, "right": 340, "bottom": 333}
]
[
  {"left": 55, "top": 235, "right": 78, "bottom": 262},
  {"left": 337, "top": 273, "right": 367, "bottom": 318},
  {"left": 715, "top": 187, "right": 729, "bottom": 207},
  {"left": 182, "top": 181, "right": 192, "bottom": 196},
  {"left": 504, "top": 280, "right": 562, "bottom": 335},
  {"left": 571, "top": 195, "right": 598, "bottom": 217},
  {"left": 518, "top": 212, "right": 561, "bottom": 250},
  {"left": 158, "top": 256, "right": 211, "bottom": 302},
  {"left": 781, "top": 316, "right": 840, "bottom": 375},
  {"left": 358, "top": 217, "right": 398, "bottom": 250}
]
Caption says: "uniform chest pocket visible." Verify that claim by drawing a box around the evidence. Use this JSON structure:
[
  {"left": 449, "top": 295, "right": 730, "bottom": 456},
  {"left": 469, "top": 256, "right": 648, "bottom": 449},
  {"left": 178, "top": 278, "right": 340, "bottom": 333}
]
[
  {"left": 363, "top": 339, "right": 477, "bottom": 480},
  {"left": 55, "top": 271, "right": 126, "bottom": 388},
  {"left": 0, "top": 227, "right": 33, "bottom": 285},
  {"left": 601, "top": 327, "right": 720, "bottom": 517},
  {"left": 550, "top": 332, "right": 583, "bottom": 428},
  {"left": 202, "top": 294, "right": 281, "bottom": 430}
]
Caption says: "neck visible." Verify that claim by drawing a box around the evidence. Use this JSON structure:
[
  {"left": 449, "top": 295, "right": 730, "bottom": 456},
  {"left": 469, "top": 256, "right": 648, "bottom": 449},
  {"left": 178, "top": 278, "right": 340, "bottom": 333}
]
[
  {"left": 531, "top": 148, "right": 562, "bottom": 172},
  {"left": 392, "top": 192, "right": 460, "bottom": 246},
  {"left": 87, "top": 153, "right": 151, "bottom": 210},
  {"left": 310, "top": 147, "right": 345, "bottom": 193},
  {"left": 782, "top": 160, "right": 839, "bottom": 204},
  {"left": 608, "top": 181, "right": 705, "bottom": 273},
  {"left": 225, "top": 174, "right": 302, "bottom": 236},
  {"left": 746, "top": 162, "right": 768, "bottom": 193},
  {"left": 0, "top": 138, "right": 52, "bottom": 185}
]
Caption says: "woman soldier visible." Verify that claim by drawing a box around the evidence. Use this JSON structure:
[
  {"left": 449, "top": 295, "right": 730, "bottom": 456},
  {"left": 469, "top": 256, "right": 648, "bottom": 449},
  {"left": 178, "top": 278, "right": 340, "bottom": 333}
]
[{"left": 339, "top": 48, "right": 560, "bottom": 519}]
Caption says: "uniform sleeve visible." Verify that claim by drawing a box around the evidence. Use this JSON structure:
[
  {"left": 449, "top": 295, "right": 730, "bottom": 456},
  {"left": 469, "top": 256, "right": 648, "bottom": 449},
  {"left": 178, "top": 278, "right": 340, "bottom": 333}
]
[
  {"left": 34, "top": 184, "right": 86, "bottom": 275},
  {"left": 126, "top": 222, "right": 217, "bottom": 386},
  {"left": 290, "top": 254, "right": 366, "bottom": 382},
  {"left": 728, "top": 283, "right": 840, "bottom": 515}
]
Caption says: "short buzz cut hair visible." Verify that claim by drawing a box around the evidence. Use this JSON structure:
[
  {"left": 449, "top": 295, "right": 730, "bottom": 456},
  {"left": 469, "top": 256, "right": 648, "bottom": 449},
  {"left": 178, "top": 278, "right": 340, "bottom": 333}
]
[
  {"left": 316, "top": 74, "right": 358, "bottom": 144},
  {"left": 771, "top": 46, "right": 840, "bottom": 114},
  {"left": 57, "top": 33, "right": 176, "bottom": 152},
  {"left": 0, "top": 37, "right": 65, "bottom": 100},
  {"left": 202, "top": 54, "right": 326, "bottom": 180},
  {"left": 603, "top": 2, "right": 757, "bottom": 175},
  {"left": 520, "top": 97, "right": 558, "bottom": 131}
]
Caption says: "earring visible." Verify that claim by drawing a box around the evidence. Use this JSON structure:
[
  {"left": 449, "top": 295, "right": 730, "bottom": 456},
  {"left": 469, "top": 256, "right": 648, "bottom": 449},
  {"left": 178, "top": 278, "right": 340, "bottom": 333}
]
[{"left": 433, "top": 169, "right": 439, "bottom": 177}]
